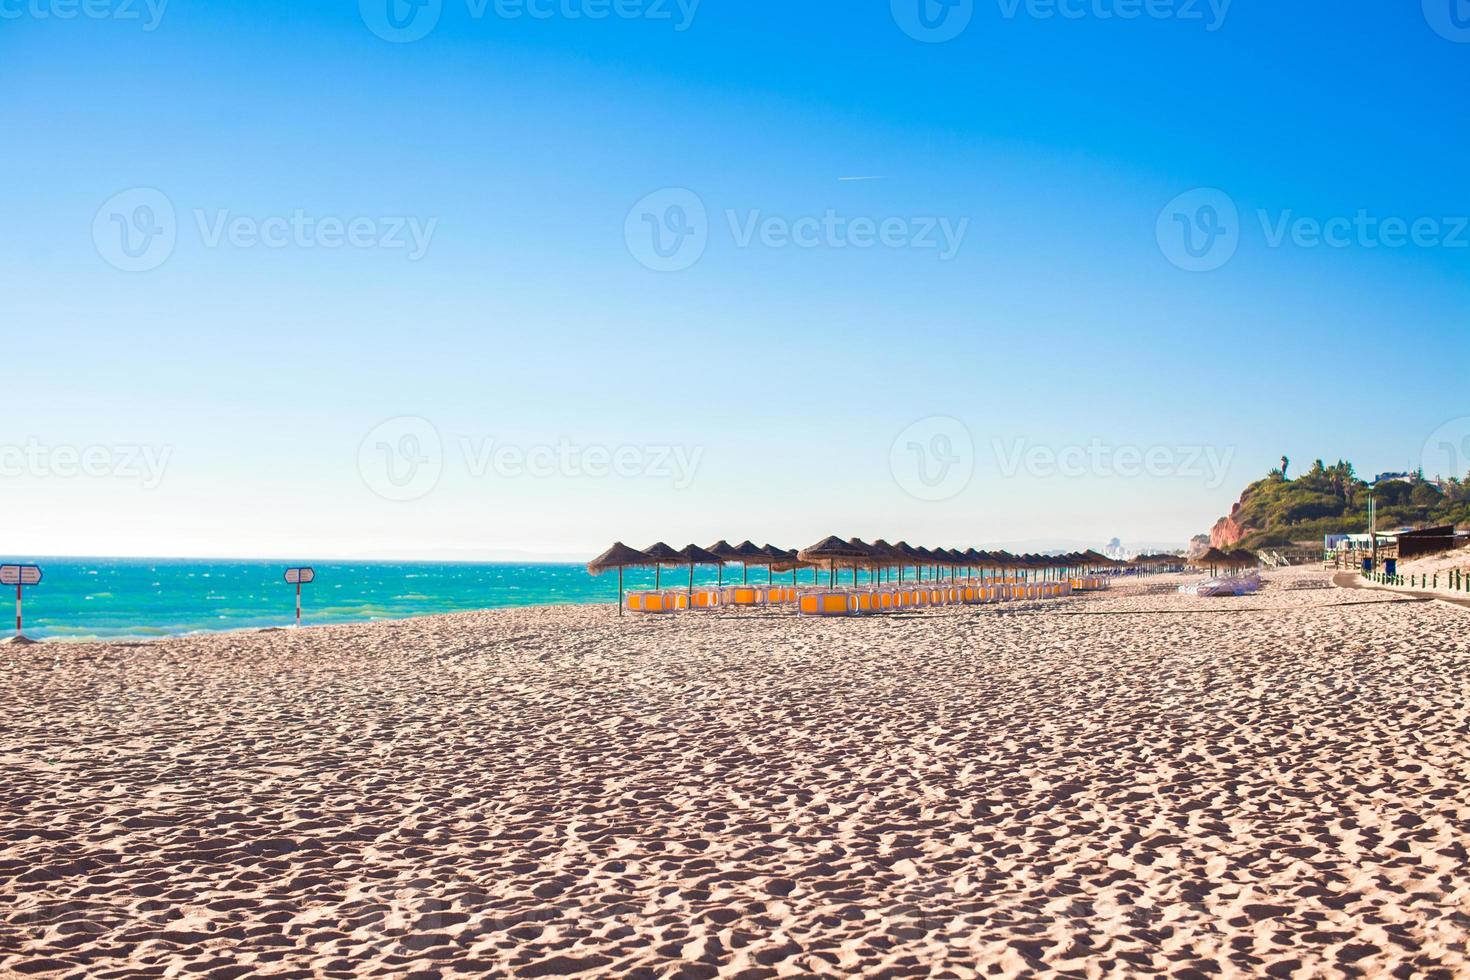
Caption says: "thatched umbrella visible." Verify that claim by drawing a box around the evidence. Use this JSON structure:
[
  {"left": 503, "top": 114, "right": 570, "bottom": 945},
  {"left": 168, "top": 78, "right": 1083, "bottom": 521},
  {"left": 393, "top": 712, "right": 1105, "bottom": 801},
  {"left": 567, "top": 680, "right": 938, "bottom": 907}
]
[
  {"left": 989, "top": 551, "right": 1021, "bottom": 580},
  {"left": 868, "top": 540, "right": 903, "bottom": 584},
  {"left": 911, "top": 546, "right": 941, "bottom": 582},
  {"left": 969, "top": 550, "right": 1000, "bottom": 582},
  {"left": 706, "top": 539, "right": 742, "bottom": 587},
  {"left": 1190, "top": 547, "right": 1231, "bottom": 576},
  {"left": 891, "top": 541, "right": 923, "bottom": 583},
  {"left": 759, "top": 544, "right": 790, "bottom": 584},
  {"left": 675, "top": 543, "right": 724, "bottom": 596},
  {"left": 764, "top": 543, "right": 799, "bottom": 581},
  {"left": 587, "top": 542, "right": 653, "bottom": 618},
  {"left": 1131, "top": 553, "right": 1181, "bottom": 575},
  {"left": 731, "top": 540, "right": 769, "bottom": 585},
  {"left": 1229, "top": 548, "right": 1259, "bottom": 569},
  {"left": 799, "top": 536, "right": 873, "bottom": 589},
  {"left": 884, "top": 540, "right": 915, "bottom": 584},
  {"left": 642, "top": 542, "right": 682, "bottom": 590},
  {"left": 942, "top": 548, "right": 970, "bottom": 581},
  {"left": 1043, "top": 553, "right": 1072, "bottom": 580},
  {"left": 766, "top": 546, "right": 806, "bottom": 584},
  {"left": 846, "top": 538, "right": 879, "bottom": 586},
  {"left": 1076, "top": 549, "right": 1110, "bottom": 574}
]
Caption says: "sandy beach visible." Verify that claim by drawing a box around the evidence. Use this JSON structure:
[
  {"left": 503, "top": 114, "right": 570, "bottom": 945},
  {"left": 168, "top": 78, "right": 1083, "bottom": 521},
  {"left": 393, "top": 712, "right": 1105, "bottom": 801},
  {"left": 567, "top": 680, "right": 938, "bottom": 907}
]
[{"left": 2, "top": 567, "right": 1467, "bottom": 978}]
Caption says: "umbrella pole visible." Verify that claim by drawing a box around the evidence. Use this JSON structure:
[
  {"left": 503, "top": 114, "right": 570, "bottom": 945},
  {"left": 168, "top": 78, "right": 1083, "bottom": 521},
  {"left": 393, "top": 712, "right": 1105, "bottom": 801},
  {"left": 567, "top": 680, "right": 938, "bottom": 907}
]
[
  {"left": 689, "top": 565, "right": 694, "bottom": 597},
  {"left": 656, "top": 566, "right": 661, "bottom": 590},
  {"left": 618, "top": 567, "right": 624, "bottom": 618}
]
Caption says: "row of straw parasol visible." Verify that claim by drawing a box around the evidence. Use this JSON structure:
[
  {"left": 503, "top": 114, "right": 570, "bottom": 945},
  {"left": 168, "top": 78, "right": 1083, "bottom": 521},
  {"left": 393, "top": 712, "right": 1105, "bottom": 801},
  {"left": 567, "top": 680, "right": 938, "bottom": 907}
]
[
  {"left": 588, "top": 538, "right": 1131, "bottom": 616},
  {"left": 1127, "top": 553, "right": 1188, "bottom": 572},
  {"left": 1188, "top": 547, "right": 1260, "bottom": 576}
]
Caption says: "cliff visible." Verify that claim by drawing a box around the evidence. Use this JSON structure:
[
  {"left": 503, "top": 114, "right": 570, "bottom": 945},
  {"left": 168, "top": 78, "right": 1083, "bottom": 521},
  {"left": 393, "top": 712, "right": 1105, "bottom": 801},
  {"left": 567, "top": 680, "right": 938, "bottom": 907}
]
[
  {"left": 1210, "top": 505, "right": 1250, "bottom": 549},
  {"left": 1197, "top": 460, "right": 1469, "bottom": 550}
]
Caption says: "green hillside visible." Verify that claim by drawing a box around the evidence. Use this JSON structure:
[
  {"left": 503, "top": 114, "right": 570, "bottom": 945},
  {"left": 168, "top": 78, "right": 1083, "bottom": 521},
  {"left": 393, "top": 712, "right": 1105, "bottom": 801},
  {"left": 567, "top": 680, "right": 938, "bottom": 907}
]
[{"left": 1218, "top": 460, "right": 1470, "bottom": 549}]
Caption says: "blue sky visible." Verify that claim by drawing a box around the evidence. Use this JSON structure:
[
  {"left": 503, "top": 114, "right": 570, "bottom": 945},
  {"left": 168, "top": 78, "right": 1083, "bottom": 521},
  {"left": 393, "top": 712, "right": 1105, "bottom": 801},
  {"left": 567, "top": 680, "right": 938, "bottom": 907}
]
[{"left": 2, "top": 0, "right": 1467, "bottom": 559}]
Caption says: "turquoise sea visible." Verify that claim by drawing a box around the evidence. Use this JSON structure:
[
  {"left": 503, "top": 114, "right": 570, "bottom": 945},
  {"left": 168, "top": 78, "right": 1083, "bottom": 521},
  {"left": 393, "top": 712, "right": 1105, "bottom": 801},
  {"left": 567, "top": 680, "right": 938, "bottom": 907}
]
[{"left": 3, "top": 558, "right": 764, "bottom": 643}]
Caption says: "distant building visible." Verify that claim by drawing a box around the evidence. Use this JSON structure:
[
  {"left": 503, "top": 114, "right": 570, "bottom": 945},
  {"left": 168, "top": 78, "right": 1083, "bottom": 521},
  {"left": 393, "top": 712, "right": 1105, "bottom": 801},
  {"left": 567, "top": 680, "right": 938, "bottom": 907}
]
[
  {"left": 1329, "top": 525, "right": 1469, "bottom": 571},
  {"left": 1377, "top": 525, "right": 1467, "bottom": 561},
  {"left": 1372, "top": 472, "right": 1415, "bottom": 485}
]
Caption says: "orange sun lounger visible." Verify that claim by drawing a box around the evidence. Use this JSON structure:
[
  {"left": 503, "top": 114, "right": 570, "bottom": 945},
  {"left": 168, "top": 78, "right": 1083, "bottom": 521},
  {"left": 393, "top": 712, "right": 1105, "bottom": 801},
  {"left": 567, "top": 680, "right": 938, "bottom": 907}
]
[
  {"left": 797, "top": 591, "right": 857, "bottom": 617},
  {"left": 626, "top": 590, "right": 686, "bottom": 613}
]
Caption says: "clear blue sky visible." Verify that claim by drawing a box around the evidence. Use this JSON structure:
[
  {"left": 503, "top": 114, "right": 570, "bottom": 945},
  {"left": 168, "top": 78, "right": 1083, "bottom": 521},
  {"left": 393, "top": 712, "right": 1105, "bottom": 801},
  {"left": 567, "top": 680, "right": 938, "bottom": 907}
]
[{"left": 3, "top": 0, "right": 1467, "bottom": 558}]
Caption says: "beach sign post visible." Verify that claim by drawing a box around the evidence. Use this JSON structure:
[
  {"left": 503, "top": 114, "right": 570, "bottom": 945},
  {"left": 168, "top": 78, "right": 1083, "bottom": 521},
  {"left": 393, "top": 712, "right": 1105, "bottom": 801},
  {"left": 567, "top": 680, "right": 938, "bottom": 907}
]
[
  {"left": 0, "top": 564, "right": 43, "bottom": 639},
  {"left": 283, "top": 567, "right": 315, "bottom": 627}
]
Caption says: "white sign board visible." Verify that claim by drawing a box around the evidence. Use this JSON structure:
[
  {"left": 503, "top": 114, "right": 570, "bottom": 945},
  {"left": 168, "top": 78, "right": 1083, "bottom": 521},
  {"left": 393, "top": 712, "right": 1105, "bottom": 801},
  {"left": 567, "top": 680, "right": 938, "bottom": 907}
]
[
  {"left": 284, "top": 567, "right": 315, "bottom": 585},
  {"left": 0, "top": 565, "right": 42, "bottom": 586}
]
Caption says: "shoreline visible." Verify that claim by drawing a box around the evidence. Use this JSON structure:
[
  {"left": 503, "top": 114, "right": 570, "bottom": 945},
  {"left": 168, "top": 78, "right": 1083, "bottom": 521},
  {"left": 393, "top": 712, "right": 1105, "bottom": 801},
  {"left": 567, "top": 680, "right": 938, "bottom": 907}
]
[{"left": 14, "top": 598, "right": 616, "bottom": 647}]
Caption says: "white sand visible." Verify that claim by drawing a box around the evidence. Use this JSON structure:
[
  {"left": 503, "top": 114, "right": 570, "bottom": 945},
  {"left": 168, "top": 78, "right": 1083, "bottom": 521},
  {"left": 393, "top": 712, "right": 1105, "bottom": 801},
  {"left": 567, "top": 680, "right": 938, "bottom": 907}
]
[{"left": 2, "top": 567, "right": 1467, "bottom": 978}]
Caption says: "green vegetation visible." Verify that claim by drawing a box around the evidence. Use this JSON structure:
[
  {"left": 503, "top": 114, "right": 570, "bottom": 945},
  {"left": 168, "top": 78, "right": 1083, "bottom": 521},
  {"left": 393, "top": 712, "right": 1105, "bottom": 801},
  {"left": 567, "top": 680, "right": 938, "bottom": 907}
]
[{"left": 1226, "top": 459, "right": 1470, "bottom": 548}]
